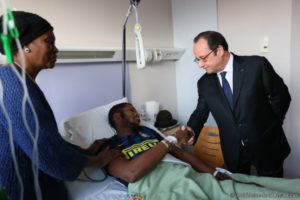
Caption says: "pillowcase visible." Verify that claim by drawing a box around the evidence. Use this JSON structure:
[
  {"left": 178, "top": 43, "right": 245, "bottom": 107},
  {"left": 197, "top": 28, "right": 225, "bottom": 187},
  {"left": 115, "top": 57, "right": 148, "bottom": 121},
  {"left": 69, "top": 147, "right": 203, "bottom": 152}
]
[{"left": 61, "top": 97, "right": 128, "bottom": 148}]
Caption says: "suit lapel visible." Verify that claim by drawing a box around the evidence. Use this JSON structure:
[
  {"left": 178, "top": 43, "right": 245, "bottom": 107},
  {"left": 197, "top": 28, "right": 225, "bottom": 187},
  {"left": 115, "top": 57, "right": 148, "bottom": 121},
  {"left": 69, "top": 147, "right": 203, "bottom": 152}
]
[{"left": 232, "top": 55, "right": 245, "bottom": 109}]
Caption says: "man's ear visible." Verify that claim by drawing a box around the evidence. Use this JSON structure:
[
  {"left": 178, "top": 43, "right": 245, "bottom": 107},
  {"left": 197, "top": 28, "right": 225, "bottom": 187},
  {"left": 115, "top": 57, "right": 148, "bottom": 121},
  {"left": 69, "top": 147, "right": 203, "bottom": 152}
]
[
  {"left": 217, "top": 45, "right": 225, "bottom": 56},
  {"left": 113, "top": 112, "right": 122, "bottom": 124}
]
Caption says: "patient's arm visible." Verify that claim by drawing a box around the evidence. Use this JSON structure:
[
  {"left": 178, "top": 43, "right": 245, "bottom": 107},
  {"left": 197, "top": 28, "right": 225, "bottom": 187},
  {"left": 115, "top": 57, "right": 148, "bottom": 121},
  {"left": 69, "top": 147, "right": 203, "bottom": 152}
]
[
  {"left": 169, "top": 146, "right": 214, "bottom": 173},
  {"left": 107, "top": 141, "right": 169, "bottom": 183},
  {"left": 169, "top": 146, "right": 230, "bottom": 180},
  {"left": 107, "top": 141, "right": 230, "bottom": 182}
]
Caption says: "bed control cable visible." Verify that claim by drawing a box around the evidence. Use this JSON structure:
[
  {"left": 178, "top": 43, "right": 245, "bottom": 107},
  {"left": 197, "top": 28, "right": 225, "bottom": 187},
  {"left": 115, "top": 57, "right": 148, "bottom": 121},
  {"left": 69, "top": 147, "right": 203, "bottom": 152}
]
[{"left": 76, "top": 168, "right": 108, "bottom": 182}]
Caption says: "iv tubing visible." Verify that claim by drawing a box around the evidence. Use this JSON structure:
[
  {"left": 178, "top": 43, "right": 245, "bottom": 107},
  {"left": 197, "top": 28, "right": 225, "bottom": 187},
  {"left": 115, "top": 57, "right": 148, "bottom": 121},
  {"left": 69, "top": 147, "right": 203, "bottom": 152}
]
[
  {"left": 0, "top": 4, "right": 42, "bottom": 199},
  {"left": 0, "top": 82, "right": 24, "bottom": 200},
  {"left": 0, "top": 2, "right": 24, "bottom": 199},
  {"left": 15, "top": 39, "right": 42, "bottom": 200}
]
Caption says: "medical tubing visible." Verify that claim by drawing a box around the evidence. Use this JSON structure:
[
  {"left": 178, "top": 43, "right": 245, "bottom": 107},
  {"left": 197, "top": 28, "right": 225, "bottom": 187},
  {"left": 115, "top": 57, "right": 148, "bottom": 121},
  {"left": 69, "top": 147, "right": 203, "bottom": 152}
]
[
  {"left": 1, "top": 5, "right": 41, "bottom": 199},
  {"left": 4, "top": 37, "right": 42, "bottom": 199},
  {"left": 0, "top": 81, "right": 24, "bottom": 200},
  {"left": 0, "top": 4, "right": 25, "bottom": 199},
  {"left": 7, "top": 41, "right": 42, "bottom": 200},
  {"left": 15, "top": 39, "right": 42, "bottom": 200},
  {"left": 76, "top": 168, "right": 108, "bottom": 182}
]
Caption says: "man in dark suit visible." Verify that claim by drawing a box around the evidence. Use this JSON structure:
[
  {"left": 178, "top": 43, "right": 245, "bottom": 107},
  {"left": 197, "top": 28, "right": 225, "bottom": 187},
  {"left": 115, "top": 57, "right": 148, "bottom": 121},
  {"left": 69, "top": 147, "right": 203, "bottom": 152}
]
[{"left": 187, "top": 31, "right": 291, "bottom": 177}]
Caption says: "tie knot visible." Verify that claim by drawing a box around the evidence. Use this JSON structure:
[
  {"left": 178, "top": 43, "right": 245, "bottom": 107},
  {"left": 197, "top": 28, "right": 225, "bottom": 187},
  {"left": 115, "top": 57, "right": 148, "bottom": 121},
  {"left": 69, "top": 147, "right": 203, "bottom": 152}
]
[{"left": 220, "top": 71, "right": 227, "bottom": 79}]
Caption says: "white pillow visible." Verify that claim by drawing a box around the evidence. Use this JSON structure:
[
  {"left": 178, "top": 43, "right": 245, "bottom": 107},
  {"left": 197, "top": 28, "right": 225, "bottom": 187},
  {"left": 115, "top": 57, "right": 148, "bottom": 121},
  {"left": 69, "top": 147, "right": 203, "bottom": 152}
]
[
  {"left": 61, "top": 98, "right": 169, "bottom": 200},
  {"left": 61, "top": 98, "right": 128, "bottom": 148}
]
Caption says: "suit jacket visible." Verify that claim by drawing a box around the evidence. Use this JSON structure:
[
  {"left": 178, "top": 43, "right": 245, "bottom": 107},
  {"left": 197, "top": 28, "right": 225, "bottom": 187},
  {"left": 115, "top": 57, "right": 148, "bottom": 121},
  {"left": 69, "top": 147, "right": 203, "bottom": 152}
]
[{"left": 187, "top": 54, "right": 291, "bottom": 172}]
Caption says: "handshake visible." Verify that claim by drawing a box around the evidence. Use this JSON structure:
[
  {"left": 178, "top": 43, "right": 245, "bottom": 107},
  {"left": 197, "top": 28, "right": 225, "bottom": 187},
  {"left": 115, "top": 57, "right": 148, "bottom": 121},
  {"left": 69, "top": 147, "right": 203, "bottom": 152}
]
[{"left": 169, "top": 125, "right": 195, "bottom": 145}]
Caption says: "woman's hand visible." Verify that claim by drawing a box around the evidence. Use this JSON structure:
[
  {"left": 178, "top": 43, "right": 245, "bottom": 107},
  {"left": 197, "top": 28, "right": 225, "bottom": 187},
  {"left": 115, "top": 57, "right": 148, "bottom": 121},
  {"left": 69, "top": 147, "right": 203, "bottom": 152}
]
[
  {"left": 76, "top": 138, "right": 109, "bottom": 155},
  {"left": 86, "top": 145, "right": 123, "bottom": 168},
  {"left": 96, "top": 146, "right": 123, "bottom": 168},
  {"left": 85, "top": 139, "right": 109, "bottom": 155}
]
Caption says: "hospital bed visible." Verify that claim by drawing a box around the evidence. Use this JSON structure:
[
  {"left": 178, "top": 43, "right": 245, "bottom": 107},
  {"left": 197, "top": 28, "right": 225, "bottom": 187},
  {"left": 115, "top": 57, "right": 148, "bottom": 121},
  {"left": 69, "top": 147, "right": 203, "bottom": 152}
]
[
  {"left": 61, "top": 97, "right": 192, "bottom": 200},
  {"left": 61, "top": 97, "right": 178, "bottom": 199},
  {"left": 60, "top": 97, "right": 300, "bottom": 200}
]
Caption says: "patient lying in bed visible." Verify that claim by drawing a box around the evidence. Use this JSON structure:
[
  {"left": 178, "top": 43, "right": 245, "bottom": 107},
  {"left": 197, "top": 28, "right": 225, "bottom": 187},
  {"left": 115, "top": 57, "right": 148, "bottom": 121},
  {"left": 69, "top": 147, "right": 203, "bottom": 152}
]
[
  {"left": 98, "top": 102, "right": 300, "bottom": 200},
  {"left": 68, "top": 104, "right": 300, "bottom": 199},
  {"left": 103, "top": 103, "right": 227, "bottom": 182}
]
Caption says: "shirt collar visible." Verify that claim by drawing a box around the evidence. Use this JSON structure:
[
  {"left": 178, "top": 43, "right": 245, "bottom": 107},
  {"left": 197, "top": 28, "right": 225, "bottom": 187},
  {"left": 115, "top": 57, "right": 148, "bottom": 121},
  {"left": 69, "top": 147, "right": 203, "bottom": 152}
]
[{"left": 218, "top": 53, "right": 233, "bottom": 75}]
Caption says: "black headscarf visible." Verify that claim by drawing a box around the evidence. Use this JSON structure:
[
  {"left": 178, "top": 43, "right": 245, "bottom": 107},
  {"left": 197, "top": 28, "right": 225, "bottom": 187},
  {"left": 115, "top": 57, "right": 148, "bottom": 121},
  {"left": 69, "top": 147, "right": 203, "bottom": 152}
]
[{"left": 0, "top": 11, "right": 53, "bottom": 54}]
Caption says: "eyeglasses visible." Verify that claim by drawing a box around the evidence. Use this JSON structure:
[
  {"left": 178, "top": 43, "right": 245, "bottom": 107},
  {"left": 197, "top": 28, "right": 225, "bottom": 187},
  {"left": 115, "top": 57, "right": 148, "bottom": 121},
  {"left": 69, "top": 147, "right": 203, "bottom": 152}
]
[{"left": 194, "top": 48, "right": 217, "bottom": 64}]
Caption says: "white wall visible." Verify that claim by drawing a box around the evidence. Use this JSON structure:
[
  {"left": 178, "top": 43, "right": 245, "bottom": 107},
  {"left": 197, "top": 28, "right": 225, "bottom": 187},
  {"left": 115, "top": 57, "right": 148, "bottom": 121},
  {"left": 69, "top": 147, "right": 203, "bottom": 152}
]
[
  {"left": 217, "top": 0, "right": 299, "bottom": 178},
  {"left": 8, "top": 0, "right": 178, "bottom": 118},
  {"left": 287, "top": 0, "right": 300, "bottom": 178},
  {"left": 172, "top": 0, "right": 218, "bottom": 125},
  {"left": 9, "top": 0, "right": 173, "bottom": 49},
  {"left": 217, "top": 0, "right": 292, "bottom": 81}
]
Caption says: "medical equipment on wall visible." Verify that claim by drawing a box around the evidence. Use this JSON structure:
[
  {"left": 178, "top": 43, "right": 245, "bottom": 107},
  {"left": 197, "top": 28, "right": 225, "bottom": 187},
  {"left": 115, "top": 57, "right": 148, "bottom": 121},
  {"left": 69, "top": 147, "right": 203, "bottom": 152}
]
[{"left": 0, "top": 3, "right": 42, "bottom": 199}]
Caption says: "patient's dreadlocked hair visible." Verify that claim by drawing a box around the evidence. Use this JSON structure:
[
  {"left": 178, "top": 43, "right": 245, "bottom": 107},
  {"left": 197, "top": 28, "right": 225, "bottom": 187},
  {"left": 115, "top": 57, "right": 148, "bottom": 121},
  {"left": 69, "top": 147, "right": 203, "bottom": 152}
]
[{"left": 108, "top": 103, "right": 132, "bottom": 129}]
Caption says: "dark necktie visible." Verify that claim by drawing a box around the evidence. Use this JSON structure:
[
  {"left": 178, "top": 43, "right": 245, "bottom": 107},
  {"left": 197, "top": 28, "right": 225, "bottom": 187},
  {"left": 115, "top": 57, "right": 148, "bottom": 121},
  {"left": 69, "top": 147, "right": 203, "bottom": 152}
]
[{"left": 220, "top": 71, "right": 233, "bottom": 109}]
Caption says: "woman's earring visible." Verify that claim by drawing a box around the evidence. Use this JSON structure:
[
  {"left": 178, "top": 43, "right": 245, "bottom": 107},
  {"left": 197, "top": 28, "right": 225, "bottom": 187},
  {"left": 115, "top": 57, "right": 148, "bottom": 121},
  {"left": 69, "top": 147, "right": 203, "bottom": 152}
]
[{"left": 24, "top": 47, "right": 31, "bottom": 53}]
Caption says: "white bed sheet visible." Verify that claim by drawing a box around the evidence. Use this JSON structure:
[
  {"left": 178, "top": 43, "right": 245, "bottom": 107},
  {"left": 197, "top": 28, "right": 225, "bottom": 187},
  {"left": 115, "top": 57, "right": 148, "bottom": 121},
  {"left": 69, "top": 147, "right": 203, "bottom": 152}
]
[
  {"left": 65, "top": 168, "right": 128, "bottom": 200},
  {"left": 65, "top": 154, "right": 190, "bottom": 200}
]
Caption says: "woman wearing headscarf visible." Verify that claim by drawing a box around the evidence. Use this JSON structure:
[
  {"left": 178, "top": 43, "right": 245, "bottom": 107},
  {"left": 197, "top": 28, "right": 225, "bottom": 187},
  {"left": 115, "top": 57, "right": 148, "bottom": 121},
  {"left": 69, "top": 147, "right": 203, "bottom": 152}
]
[{"left": 0, "top": 11, "right": 119, "bottom": 200}]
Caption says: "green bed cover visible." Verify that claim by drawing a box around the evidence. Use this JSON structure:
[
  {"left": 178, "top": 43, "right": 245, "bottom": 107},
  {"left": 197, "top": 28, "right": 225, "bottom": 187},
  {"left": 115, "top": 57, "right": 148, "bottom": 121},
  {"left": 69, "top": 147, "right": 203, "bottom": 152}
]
[{"left": 128, "top": 162, "right": 300, "bottom": 200}]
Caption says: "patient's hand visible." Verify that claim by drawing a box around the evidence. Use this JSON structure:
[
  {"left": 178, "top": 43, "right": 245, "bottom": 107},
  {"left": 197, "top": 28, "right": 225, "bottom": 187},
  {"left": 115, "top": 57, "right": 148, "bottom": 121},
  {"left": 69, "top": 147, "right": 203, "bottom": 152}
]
[
  {"left": 175, "top": 126, "right": 195, "bottom": 145},
  {"left": 215, "top": 172, "right": 231, "bottom": 181}
]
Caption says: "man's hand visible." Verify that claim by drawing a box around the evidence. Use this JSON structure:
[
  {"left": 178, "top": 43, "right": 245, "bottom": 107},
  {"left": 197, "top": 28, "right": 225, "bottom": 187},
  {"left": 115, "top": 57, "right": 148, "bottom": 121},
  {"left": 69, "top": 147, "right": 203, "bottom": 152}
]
[
  {"left": 215, "top": 172, "right": 231, "bottom": 181},
  {"left": 174, "top": 126, "right": 195, "bottom": 145},
  {"left": 213, "top": 167, "right": 232, "bottom": 181}
]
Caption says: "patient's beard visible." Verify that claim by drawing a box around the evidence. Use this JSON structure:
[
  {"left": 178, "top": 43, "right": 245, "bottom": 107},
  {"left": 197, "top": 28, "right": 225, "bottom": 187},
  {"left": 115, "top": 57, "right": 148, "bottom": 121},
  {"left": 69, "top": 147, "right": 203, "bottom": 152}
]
[
  {"left": 123, "top": 120, "right": 140, "bottom": 133},
  {"left": 121, "top": 115, "right": 141, "bottom": 133},
  {"left": 130, "top": 123, "right": 141, "bottom": 133}
]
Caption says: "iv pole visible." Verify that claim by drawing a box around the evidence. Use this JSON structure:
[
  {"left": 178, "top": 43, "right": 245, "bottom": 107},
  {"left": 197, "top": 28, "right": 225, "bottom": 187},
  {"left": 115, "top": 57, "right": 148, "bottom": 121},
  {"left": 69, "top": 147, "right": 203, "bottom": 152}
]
[{"left": 122, "top": 0, "right": 140, "bottom": 98}]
